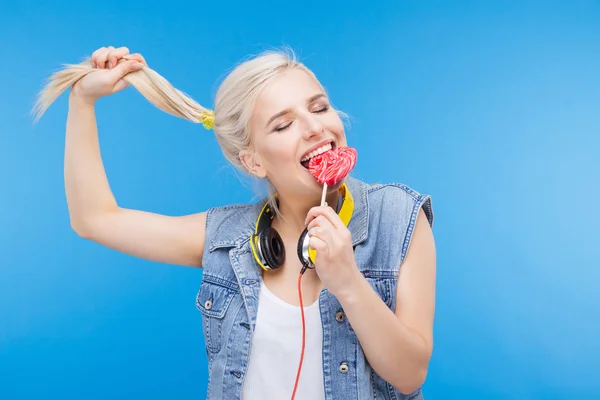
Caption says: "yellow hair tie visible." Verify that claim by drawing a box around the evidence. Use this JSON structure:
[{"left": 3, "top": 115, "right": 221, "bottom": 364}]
[{"left": 199, "top": 110, "right": 215, "bottom": 130}]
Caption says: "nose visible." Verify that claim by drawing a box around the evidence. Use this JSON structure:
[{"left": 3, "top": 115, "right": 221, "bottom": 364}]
[{"left": 302, "top": 114, "right": 326, "bottom": 140}]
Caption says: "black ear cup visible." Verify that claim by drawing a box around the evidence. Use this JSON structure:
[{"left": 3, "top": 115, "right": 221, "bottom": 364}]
[
  {"left": 259, "top": 227, "right": 286, "bottom": 270},
  {"left": 297, "top": 228, "right": 312, "bottom": 268}
]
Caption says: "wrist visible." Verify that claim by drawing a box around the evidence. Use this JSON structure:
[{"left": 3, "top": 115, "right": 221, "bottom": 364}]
[
  {"left": 69, "top": 85, "right": 97, "bottom": 108},
  {"left": 332, "top": 268, "right": 368, "bottom": 305}
]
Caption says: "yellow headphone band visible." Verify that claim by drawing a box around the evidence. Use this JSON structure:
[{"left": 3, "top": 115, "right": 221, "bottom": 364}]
[
  {"left": 250, "top": 201, "right": 274, "bottom": 270},
  {"left": 250, "top": 183, "right": 354, "bottom": 271},
  {"left": 335, "top": 182, "right": 355, "bottom": 227}
]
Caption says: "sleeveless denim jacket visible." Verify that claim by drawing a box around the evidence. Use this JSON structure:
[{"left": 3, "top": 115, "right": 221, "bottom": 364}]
[{"left": 196, "top": 177, "right": 434, "bottom": 399}]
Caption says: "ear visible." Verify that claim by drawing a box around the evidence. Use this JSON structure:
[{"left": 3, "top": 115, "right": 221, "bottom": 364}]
[{"left": 239, "top": 148, "right": 267, "bottom": 178}]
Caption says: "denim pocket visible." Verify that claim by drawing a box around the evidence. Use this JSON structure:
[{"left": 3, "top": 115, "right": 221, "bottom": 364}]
[
  {"left": 196, "top": 275, "right": 239, "bottom": 354},
  {"left": 363, "top": 269, "right": 397, "bottom": 309}
]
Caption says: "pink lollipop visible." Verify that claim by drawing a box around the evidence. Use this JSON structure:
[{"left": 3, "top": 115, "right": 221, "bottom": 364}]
[{"left": 309, "top": 146, "right": 357, "bottom": 205}]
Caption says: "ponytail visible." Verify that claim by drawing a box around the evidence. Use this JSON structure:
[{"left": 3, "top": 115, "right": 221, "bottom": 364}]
[{"left": 32, "top": 58, "right": 214, "bottom": 129}]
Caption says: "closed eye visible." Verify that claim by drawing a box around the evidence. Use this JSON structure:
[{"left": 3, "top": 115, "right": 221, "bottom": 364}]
[
  {"left": 274, "top": 122, "right": 292, "bottom": 132},
  {"left": 272, "top": 105, "right": 330, "bottom": 132}
]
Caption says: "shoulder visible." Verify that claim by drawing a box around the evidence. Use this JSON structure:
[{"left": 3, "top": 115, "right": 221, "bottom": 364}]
[
  {"left": 349, "top": 177, "right": 434, "bottom": 228},
  {"left": 372, "top": 182, "right": 433, "bottom": 227},
  {"left": 205, "top": 202, "right": 257, "bottom": 225},
  {"left": 203, "top": 201, "right": 262, "bottom": 251}
]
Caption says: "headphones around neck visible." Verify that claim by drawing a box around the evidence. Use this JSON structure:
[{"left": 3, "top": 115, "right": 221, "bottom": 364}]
[{"left": 250, "top": 183, "right": 354, "bottom": 272}]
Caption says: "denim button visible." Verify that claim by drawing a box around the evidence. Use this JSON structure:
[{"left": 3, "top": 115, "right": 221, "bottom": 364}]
[
  {"left": 335, "top": 311, "right": 345, "bottom": 322},
  {"left": 339, "top": 362, "right": 349, "bottom": 373},
  {"left": 204, "top": 299, "right": 213, "bottom": 310}
]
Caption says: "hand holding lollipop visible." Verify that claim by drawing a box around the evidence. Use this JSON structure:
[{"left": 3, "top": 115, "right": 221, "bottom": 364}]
[{"left": 293, "top": 145, "right": 358, "bottom": 400}]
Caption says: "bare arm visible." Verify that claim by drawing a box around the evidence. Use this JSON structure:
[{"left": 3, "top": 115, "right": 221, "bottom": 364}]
[
  {"left": 336, "top": 209, "right": 436, "bottom": 393},
  {"left": 66, "top": 90, "right": 206, "bottom": 268}
]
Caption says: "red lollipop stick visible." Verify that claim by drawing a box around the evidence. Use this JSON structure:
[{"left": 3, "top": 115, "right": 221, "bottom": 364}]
[{"left": 308, "top": 147, "right": 357, "bottom": 206}]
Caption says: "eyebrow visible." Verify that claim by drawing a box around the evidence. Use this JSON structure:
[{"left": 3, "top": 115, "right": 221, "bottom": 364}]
[{"left": 265, "top": 93, "right": 327, "bottom": 128}]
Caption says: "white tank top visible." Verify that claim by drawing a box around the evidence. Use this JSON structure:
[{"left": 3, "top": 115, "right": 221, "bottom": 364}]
[{"left": 241, "top": 280, "right": 325, "bottom": 400}]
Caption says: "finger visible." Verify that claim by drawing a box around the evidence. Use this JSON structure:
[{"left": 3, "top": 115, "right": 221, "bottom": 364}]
[
  {"left": 309, "top": 225, "right": 336, "bottom": 251},
  {"left": 307, "top": 214, "right": 336, "bottom": 234},
  {"left": 112, "top": 78, "right": 130, "bottom": 93},
  {"left": 308, "top": 226, "right": 323, "bottom": 240},
  {"left": 110, "top": 60, "right": 144, "bottom": 87},
  {"left": 91, "top": 47, "right": 106, "bottom": 68},
  {"left": 305, "top": 205, "right": 329, "bottom": 227},
  {"left": 305, "top": 207, "right": 318, "bottom": 227},
  {"left": 323, "top": 206, "right": 346, "bottom": 230},
  {"left": 308, "top": 210, "right": 352, "bottom": 251},
  {"left": 307, "top": 215, "right": 321, "bottom": 231},
  {"left": 107, "top": 46, "right": 130, "bottom": 69},
  {"left": 308, "top": 235, "right": 328, "bottom": 255},
  {"left": 122, "top": 53, "right": 147, "bottom": 65},
  {"left": 307, "top": 206, "right": 344, "bottom": 230},
  {"left": 96, "top": 46, "right": 114, "bottom": 69},
  {"left": 307, "top": 214, "right": 331, "bottom": 230}
]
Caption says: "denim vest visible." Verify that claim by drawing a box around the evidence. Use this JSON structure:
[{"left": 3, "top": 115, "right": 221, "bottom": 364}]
[{"left": 196, "top": 177, "right": 434, "bottom": 399}]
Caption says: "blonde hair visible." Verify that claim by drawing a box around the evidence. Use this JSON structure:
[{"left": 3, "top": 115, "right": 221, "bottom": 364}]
[{"left": 33, "top": 47, "right": 332, "bottom": 213}]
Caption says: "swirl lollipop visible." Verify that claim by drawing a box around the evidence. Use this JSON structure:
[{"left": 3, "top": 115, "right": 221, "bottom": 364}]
[{"left": 308, "top": 146, "right": 357, "bottom": 205}]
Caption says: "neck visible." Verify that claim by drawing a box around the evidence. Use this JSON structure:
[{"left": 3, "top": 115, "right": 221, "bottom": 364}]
[{"left": 273, "top": 188, "right": 341, "bottom": 235}]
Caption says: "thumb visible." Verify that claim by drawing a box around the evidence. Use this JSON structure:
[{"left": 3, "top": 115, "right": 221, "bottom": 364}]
[
  {"left": 110, "top": 60, "right": 144, "bottom": 82},
  {"left": 110, "top": 60, "right": 144, "bottom": 92}
]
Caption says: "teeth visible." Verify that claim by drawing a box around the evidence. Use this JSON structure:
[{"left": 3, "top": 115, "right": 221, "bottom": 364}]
[{"left": 301, "top": 143, "right": 332, "bottom": 162}]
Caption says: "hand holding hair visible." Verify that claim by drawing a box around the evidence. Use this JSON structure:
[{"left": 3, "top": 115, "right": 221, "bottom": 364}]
[{"left": 33, "top": 46, "right": 214, "bottom": 130}]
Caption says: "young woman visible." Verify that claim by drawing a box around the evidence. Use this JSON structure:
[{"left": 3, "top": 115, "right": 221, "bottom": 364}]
[{"left": 35, "top": 45, "right": 436, "bottom": 399}]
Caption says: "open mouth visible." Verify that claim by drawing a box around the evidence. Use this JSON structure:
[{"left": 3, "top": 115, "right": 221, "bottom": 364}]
[{"left": 300, "top": 141, "right": 335, "bottom": 169}]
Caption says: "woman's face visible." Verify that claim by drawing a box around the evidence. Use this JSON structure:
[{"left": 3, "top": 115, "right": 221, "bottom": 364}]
[{"left": 244, "top": 68, "right": 347, "bottom": 198}]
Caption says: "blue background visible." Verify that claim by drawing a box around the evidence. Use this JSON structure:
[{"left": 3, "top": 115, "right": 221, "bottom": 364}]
[{"left": 2, "top": 1, "right": 599, "bottom": 399}]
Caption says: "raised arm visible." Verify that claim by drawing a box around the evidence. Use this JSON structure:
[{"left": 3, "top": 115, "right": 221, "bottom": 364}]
[{"left": 37, "top": 46, "right": 208, "bottom": 268}]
